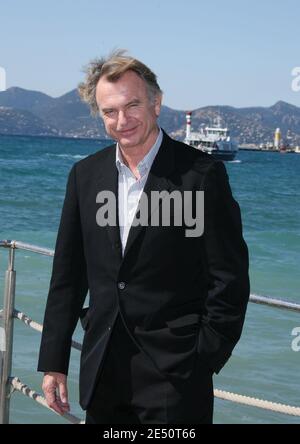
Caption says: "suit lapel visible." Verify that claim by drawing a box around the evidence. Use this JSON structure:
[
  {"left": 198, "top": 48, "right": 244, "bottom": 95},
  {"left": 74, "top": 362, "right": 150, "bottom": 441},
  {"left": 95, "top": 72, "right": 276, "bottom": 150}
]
[
  {"left": 95, "top": 144, "right": 123, "bottom": 263},
  {"left": 123, "top": 132, "right": 176, "bottom": 259}
]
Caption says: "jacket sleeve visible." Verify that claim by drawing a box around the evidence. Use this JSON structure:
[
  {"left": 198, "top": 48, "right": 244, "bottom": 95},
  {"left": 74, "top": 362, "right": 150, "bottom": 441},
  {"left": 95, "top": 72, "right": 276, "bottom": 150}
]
[
  {"left": 37, "top": 163, "right": 88, "bottom": 375},
  {"left": 197, "top": 161, "right": 250, "bottom": 373}
]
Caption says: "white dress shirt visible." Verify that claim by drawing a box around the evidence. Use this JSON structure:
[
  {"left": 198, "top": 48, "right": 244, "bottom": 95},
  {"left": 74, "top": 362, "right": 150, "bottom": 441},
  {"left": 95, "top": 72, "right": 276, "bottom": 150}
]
[{"left": 116, "top": 128, "right": 163, "bottom": 255}]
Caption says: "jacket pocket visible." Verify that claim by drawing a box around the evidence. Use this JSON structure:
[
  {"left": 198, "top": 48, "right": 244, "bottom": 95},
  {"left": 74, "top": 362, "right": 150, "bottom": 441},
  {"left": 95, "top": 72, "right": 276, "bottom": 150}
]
[{"left": 166, "top": 313, "right": 201, "bottom": 329}]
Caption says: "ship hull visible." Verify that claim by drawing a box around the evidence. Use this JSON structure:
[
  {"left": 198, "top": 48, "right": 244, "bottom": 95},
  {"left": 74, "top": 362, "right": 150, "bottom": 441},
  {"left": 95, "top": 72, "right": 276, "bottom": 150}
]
[
  {"left": 196, "top": 147, "right": 237, "bottom": 161},
  {"left": 208, "top": 150, "right": 237, "bottom": 161}
]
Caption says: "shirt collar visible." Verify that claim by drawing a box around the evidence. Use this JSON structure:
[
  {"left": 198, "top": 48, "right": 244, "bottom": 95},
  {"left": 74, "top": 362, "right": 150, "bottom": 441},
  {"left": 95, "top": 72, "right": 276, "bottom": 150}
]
[{"left": 116, "top": 128, "right": 163, "bottom": 177}]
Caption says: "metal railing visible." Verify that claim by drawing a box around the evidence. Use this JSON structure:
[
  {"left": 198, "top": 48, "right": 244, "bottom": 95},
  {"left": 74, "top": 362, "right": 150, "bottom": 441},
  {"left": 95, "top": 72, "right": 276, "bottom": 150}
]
[
  {"left": 0, "top": 240, "right": 83, "bottom": 424},
  {"left": 1, "top": 239, "right": 300, "bottom": 424}
]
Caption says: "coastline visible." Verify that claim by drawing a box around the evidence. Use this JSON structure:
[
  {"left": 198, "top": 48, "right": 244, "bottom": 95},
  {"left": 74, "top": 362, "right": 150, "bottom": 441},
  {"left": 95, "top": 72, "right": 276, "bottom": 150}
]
[{"left": 0, "top": 132, "right": 113, "bottom": 144}]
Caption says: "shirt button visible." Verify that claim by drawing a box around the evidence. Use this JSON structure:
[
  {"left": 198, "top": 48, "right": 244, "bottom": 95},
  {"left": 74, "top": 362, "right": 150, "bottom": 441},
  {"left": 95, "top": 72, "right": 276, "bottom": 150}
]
[
  {"left": 108, "top": 326, "right": 111, "bottom": 331},
  {"left": 118, "top": 282, "right": 126, "bottom": 290}
]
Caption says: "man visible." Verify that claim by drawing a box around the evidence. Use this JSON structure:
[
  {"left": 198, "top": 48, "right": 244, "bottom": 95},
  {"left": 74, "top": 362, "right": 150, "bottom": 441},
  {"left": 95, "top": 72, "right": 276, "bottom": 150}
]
[{"left": 38, "top": 51, "right": 249, "bottom": 424}]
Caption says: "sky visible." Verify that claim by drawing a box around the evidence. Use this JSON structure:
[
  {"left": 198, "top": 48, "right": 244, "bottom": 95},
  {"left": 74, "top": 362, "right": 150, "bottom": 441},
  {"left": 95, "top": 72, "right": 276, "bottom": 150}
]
[{"left": 1, "top": 0, "right": 300, "bottom": 110}]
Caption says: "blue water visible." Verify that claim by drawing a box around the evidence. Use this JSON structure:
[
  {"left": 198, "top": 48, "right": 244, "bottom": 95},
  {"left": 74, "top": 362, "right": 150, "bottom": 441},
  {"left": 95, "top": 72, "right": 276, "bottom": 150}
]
[{"left": 0, "top": 134, "right": 299, "bottom": 424}]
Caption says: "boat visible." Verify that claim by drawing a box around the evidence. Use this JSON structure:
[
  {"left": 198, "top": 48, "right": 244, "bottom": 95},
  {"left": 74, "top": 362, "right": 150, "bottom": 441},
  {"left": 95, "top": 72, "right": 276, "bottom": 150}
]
[{"left": 184, "top": 111, "right": 238, "bottom": 161}]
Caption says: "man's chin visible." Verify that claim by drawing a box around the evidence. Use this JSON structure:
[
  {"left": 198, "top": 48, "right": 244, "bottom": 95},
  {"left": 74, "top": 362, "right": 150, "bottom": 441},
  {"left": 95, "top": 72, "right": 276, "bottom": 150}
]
[{"left": 118, "top": 137, "right": 139, "bottom": 149}]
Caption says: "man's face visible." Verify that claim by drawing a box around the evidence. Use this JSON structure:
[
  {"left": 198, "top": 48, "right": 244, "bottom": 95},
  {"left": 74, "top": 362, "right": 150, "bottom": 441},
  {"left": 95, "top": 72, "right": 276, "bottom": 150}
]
[{"left": 96, "top": 70, "right": 161, "bottom": 150}]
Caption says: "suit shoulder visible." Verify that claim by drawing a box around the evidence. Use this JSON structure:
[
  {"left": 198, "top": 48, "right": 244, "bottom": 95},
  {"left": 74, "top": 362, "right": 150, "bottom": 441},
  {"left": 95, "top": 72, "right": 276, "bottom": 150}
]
[
  {"left": 73, "top": 142, "right": 115, "bottom": 174},
  {"left": 168, "top": 136, "right": 220, "bottom": 175}
]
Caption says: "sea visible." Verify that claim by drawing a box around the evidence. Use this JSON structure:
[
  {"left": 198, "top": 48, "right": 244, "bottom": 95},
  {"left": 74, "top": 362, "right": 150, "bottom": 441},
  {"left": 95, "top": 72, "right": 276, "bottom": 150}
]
[{"left": 0, "top": 134, "right": 299, "bottom": 424}]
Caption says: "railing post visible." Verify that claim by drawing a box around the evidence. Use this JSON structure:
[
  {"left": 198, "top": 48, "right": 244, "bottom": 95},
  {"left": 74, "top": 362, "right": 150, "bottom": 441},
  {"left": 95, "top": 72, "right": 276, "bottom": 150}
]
[{"left": 0, "top": 246, "right": 16, "bottom": 424}]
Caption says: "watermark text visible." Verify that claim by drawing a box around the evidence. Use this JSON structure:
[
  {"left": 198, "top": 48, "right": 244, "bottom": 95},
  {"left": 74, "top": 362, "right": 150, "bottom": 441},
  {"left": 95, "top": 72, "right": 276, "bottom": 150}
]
[
  {"left": 96, "top": 190, "right": 204, "bottom": 237},
  {"left": 0, "top": 66, "right": 6, "bottom": 92},
  {"left": 291, "top": 67, "right": 300, "bottom": 92},
  {"left": 291, "top": 327, "right": 300, "bottom": 351}
]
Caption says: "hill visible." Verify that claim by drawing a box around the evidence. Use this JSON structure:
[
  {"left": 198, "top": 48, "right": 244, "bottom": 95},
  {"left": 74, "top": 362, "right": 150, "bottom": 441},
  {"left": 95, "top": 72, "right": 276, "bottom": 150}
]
[{"left": 1, "top": 87, "right": 300, "bottom": 144}]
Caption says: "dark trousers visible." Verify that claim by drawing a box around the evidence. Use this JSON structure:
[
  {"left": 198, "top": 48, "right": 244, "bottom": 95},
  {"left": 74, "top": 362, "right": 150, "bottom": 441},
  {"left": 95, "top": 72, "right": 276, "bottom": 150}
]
[{"left": 85, "top": 315, "right": 213, "bottom": 424}]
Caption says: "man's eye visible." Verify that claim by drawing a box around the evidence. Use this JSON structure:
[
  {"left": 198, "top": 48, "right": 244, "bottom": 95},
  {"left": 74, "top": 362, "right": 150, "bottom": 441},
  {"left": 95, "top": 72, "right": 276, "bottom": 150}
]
[{"left": 105, "top": 110, "right": 115, "bottom": 117}]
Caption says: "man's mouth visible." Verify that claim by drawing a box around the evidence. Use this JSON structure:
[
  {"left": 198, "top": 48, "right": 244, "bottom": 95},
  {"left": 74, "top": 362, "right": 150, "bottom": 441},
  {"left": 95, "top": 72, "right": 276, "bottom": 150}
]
[{"left": 119, "top": 127, "right": 137, "bottom": 136}]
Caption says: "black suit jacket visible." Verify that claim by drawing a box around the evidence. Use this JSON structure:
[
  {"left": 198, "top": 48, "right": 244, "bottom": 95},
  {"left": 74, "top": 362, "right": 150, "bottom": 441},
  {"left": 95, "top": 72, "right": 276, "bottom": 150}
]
[{"left": 38, "top": 131, "right": 250, "bottom": 409}]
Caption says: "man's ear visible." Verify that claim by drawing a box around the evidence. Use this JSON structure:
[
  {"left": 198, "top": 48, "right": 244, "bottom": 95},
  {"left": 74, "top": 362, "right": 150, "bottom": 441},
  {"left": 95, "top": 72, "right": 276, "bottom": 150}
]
[{"left": 154, "top": 94, "right": 162, "bottom": 117}]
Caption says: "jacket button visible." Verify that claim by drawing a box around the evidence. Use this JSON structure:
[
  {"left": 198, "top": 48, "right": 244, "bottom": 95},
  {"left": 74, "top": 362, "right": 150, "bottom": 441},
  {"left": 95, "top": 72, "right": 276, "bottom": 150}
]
[{"left": 118, "top": 282, "right": 126, "bottom": 290}]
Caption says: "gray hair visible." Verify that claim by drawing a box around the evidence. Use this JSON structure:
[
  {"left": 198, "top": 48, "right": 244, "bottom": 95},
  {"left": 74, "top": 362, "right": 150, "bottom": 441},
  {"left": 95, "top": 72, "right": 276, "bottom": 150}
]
[{"left": 78, "top": 50, "right": 163, "bottom": 116}]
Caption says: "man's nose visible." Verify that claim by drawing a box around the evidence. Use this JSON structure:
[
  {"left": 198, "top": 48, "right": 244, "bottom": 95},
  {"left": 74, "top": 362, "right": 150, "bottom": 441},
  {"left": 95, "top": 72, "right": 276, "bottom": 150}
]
[{"left": 116, "top": 110, "right": 128, "bottom": 129}]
